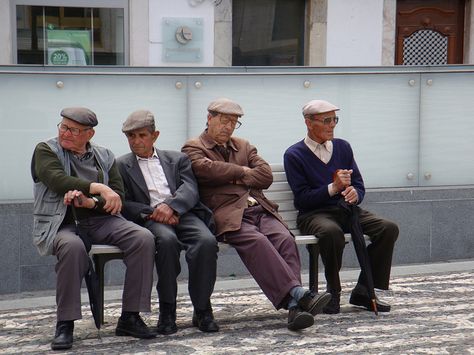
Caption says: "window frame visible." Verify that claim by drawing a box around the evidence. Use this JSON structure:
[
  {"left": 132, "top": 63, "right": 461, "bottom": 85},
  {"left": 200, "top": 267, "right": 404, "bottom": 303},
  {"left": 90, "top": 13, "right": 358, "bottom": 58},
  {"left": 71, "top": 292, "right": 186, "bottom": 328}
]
[{"left": 10, "top": 0, "right": 129, "bottom": 65}]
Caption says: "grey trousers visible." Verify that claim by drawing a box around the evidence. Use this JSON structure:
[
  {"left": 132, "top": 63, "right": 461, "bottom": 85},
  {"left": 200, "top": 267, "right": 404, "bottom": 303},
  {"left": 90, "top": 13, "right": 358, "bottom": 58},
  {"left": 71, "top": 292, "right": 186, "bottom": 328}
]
[
  {"left": 298, "top": 206, "right": 399, "bottom": 294},
  {"left": 145, "top": 212, "right": 218, "bottom": 311},
  {"left": 222, "top": 205, "right": 302, "bottom": 310},
  {"left": 53, "top": 214, "right": 155, "bottom": 321}
]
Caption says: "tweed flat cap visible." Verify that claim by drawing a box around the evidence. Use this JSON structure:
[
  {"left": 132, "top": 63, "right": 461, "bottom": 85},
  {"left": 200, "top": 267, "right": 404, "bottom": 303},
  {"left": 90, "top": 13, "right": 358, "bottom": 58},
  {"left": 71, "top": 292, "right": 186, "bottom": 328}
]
[
  {"left": 122, "top": 110, "right": 155, "bottom": 133},
  {"left": 207, "top": 98, "right": 244, "bottom": 117},
  {"left": 302, "top": 100, "right": 339, "bottom": 117},
  {"left": 60, "top": 107, "right": 98, "bottom": 127}
]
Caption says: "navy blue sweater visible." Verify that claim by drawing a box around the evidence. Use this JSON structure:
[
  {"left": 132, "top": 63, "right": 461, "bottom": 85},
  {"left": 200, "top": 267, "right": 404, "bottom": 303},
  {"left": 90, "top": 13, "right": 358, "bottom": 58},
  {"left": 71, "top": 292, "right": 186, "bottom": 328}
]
[{"left": 283, "top": 138, "right": 365, "bottom": 215}]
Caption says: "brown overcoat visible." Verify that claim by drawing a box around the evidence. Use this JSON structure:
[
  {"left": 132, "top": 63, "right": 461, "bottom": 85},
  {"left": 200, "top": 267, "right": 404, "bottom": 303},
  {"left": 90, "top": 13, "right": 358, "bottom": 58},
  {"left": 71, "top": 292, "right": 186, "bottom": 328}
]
[{"left": 182, "top": 131, "right": 287, "bottom": 237}]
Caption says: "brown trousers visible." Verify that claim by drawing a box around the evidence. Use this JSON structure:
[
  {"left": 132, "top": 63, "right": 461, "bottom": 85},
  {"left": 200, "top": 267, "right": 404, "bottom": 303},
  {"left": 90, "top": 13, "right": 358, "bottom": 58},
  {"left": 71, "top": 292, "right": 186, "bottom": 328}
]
[
  {"left": 298, "top": 206, "right": 399, "bottom": 294},
  {"left": 53, "top": 214, "right": 155, "bottom": 321},
  {"left": 222, "top": 205, "right": 302, "bottom": 309}
]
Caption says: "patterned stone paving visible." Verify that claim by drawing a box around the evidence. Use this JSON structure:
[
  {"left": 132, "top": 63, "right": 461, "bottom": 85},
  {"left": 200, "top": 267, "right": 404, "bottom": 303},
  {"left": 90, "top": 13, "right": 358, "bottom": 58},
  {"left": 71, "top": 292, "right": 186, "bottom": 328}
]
[{"left": 1, "top": 271, "right": 474, "bottom": 354}]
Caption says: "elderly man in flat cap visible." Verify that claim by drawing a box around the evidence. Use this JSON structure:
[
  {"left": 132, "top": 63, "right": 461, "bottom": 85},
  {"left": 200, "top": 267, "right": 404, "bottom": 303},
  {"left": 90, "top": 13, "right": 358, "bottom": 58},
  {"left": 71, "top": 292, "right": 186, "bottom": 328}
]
[
  {"left": 182, "top": 98, "right": 331, "bottom": 331},
  {"left": 31, "top": 107, "right": 156, "bottom": 350},
  {"left": 283, "top": 99, "right": 399, "bottom": 314},
  {"left": 117, "top": 110, "right": 219, "bottom": 335}
]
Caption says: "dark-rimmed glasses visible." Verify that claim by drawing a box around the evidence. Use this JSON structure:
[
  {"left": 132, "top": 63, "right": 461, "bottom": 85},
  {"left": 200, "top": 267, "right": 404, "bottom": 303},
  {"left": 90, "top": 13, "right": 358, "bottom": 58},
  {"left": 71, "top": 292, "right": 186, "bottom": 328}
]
[
  {"left": 57, "top": 123, "right": 91, "bottom": 136},
  {"left": 219, "top": 115, "right": 242, "bottom": 129},
  {"left": 310, "top": 116, "right": 339, "bottom": 125}
]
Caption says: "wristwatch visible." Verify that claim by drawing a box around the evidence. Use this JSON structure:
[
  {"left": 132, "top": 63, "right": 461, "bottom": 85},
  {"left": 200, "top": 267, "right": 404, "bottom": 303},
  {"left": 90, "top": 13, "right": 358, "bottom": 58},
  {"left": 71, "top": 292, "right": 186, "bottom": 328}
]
[{"left": 91, "top": 196, "right": 99, "bottom": 209}]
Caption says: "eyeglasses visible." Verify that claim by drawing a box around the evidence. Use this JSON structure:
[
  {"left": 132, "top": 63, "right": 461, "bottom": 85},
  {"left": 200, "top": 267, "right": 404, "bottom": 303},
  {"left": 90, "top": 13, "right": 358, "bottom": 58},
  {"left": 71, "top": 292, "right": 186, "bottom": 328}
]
[
  {"left": 219, "top": 115, "right": 242, "bottom": 129},
  {"left": 57, "top": 122, "right": 91, "bottom": 136},
  {"left": 310, "top": 116, "right": 339, "bottom": 125}
]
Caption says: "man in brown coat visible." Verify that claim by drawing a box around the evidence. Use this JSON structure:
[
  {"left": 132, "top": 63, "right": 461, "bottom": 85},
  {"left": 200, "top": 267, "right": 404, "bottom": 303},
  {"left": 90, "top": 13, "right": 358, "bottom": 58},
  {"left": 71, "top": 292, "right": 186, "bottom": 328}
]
[{"left": 182, "top": 98, "right": 331, "bottom": 331}]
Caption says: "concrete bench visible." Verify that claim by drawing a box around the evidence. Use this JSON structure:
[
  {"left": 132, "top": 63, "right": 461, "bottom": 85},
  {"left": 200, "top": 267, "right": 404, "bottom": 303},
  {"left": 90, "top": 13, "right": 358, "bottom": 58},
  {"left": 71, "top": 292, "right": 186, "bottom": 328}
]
[{"left": 90, "top": 164, "right": 359, "bottom": 324}]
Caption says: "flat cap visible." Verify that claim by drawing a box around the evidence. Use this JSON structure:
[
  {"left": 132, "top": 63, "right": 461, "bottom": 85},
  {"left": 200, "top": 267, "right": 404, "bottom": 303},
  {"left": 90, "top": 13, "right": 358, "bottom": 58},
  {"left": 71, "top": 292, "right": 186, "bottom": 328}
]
[
  {"left": 60, "top": 107, "right": 98, "bottom": 127},
  {"left": 122, "top": 110, "right": 155, "bottom": 133},
  {"left": 302, "top": 100, "right": 339, "bottom": 117},
  {"left": 207, "top": 98, "right": 244, "bottom": 117}
]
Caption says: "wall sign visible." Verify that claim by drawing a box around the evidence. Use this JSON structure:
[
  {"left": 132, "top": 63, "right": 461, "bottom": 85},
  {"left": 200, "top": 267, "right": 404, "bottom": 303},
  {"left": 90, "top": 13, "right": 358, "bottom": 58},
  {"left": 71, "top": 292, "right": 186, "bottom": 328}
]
[{"left": 162, "top": 17, "right": 203, "bottom": 63}]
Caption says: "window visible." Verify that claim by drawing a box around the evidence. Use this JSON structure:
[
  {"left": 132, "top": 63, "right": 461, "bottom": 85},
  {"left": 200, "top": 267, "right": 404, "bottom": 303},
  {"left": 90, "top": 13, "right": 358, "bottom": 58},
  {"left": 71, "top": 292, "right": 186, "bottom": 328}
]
[
  {"left": 15, "top": 2, "right": 127, "bottom": 65},
  {"left": 232, "top": 0, "right": 305, "bottom": 66}
]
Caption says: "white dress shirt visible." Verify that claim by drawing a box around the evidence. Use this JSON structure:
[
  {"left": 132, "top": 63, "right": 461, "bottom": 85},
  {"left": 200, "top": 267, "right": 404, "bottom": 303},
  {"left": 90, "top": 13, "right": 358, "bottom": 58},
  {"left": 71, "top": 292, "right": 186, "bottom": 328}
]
[{"left": 136, "top": 149, "right": 172, "bottom": 207}]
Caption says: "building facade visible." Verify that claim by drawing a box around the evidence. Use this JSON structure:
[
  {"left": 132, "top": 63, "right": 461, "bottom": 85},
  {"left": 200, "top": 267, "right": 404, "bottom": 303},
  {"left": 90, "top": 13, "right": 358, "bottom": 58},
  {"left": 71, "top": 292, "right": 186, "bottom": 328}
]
[{"left": 1, "top": 0, "right": 473, "bottom": 67}]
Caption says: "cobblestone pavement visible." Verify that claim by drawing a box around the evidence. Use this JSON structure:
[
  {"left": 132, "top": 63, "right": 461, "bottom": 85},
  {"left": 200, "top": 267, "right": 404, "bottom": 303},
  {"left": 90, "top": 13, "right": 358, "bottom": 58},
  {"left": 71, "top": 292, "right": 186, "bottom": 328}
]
[{"left": 1, "top": 270, "right": 474, "bottom": 354}]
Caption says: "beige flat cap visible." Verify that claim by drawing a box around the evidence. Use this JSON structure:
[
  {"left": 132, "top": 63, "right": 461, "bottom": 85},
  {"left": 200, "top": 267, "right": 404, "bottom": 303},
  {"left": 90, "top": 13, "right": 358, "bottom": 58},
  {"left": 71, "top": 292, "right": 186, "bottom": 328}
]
[
  {"left": 302, "top": 100, "right": 339, "bottom": 117},
  {"left": 122, "top": 110, "right": 155, "bottom": 132},
  {"left": 207, "top": 98, "right": 244, "bottom": 117},
  {"left": 60, "top": 107, "right": 98, "bottom": 127}
]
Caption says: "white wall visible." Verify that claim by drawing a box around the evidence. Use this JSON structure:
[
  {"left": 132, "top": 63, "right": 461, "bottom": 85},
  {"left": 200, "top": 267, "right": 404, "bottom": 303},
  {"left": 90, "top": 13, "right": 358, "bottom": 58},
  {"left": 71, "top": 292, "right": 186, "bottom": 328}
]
[
  {"left": 0, "top": 0, "right": 12, "bottom": 65},
  {"left": 148, "top": 0, "right": 215, "bottom": 66},
  {"left": 326, "top": 0, "right": 384, "bottom": 66}
]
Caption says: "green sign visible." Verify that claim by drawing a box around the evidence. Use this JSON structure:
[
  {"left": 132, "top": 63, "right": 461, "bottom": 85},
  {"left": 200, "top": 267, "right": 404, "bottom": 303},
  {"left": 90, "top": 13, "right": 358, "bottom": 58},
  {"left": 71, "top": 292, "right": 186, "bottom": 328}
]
[{"left": 47, "top": 30, "right": 92, "bottom": 65}]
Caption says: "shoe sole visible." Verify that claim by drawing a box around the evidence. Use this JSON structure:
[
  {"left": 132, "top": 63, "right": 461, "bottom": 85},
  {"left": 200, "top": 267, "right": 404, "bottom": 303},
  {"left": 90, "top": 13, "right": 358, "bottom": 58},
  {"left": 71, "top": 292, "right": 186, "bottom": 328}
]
[
  {"left": 288, "top": 312, "right": 314, "bottom": 331},
  {"left": 349, "top": 295, "right": 391, "bottom": 313},
  {"left": 307, "top": 293, "right": 333, "bottom": 316},
  {"left": 51, "top": 343, "right": 72, "bottom": 350},
  {"left": 115, "top": 328, "right": 157, "bottom": 339},
  {"left": 192, "top": 319, "right": 219, "bottom": 333}
]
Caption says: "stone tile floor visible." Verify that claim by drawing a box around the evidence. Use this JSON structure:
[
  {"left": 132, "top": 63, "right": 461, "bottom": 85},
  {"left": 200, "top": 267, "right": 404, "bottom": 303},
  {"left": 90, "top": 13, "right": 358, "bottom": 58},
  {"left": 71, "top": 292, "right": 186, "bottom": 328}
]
[{"left": 1, "top": 271, "right": 473, "bottom": 354}]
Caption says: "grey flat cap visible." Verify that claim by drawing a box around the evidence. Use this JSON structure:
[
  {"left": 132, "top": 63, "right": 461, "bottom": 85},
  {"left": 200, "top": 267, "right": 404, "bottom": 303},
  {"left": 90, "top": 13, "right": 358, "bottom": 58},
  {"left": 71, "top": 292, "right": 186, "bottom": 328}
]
[
  {"left": 60, "top": 107, "right": 98, "bottom": 127},
  {"left": 302, "top": 100, "right": 339, "bottom": 117},
  {"left": 122, "top": 110, "right": 155, "bottom": 133},
  {"left": 207, "top": 98, "right": 244, "bottom": 117}
]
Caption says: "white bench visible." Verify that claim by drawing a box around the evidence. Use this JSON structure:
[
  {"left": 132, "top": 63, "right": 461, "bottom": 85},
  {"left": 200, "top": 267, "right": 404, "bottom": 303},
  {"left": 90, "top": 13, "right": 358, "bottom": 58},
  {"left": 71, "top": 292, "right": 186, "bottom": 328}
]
[{"left": 90, "top": 164, "right": 359, "bottom": 324}]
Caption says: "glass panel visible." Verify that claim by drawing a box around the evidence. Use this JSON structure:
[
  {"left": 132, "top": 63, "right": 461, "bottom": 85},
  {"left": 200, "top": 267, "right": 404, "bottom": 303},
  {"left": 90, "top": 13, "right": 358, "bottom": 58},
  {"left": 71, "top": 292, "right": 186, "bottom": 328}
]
[
  {"left": 187, "top": 74, "right": 420, "bottom": 188},
  {"left": 0, "top": 73, "right": 186, "bottom": 200},
  {"left": 232, "top": 0, "right": 305, "bottom": 66},
  {"left": 16, "top": 5, "right": 124, "bottom": 65},
  {"left": 419, "top": 73, "right": 474, "bottom": 185}
]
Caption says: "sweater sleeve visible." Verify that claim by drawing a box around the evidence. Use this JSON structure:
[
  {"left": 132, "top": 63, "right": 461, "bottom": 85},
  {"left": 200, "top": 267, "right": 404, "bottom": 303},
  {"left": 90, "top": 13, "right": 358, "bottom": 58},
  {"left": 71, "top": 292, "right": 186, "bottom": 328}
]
[{"left": 33, "top": 142, "right": 91, "bottom": 196}]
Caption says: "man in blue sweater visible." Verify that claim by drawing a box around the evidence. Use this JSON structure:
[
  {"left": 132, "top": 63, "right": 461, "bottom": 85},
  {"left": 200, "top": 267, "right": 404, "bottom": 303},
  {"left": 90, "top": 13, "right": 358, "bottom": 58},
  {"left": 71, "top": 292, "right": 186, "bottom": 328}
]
[{"left": 284, "top": 99, "right": 398, "bottom": 314}]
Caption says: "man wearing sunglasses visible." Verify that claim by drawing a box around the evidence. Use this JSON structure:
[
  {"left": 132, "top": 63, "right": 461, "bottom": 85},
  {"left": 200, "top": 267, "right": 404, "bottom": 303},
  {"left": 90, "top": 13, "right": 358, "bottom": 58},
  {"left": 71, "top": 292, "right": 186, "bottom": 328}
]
[
  {"left": 182, "top": 98, "right": 331, "bottom": 331},
  {"left": 284, "top": 99, "right": 398, "bottom": 315},
  {"left": 31, "top": 107, "right": 156, "bottom": 350}
]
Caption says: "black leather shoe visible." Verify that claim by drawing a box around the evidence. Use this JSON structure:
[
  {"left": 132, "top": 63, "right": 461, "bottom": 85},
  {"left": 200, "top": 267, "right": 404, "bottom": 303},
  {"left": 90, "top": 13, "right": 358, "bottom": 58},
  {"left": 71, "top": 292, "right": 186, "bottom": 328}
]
[
  {"left": 51, "top": 321, "right": 74, "bottom": 350},
  {"left": 349, "top": 287, "right": 391, "bottom": 313},
  {"left": 287, "top": 307, "right": 314, "bottom": 331},
  {"left": 157, "top": 302, "right": 177, "bottom": 335},
  {"left": 298, "top": 291, "right": 332, "bottom": 316},
  {"left": 116, "top": 313, "right": 157, "bottom": 339},
  {"left": 192, "top": 304, "right": 219, "bottom": 333},
  {"left": 323, "top": 292, "right": 341, "bottom": 314},
  {"left": 51, "top": 320, "right": 74, "bottom": 350}
]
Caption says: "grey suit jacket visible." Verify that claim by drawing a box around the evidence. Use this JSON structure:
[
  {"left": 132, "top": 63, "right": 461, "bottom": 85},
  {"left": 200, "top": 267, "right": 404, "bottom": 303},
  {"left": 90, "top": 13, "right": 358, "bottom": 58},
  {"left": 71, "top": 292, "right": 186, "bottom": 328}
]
[{"left": 116, "top": 149, "right": 215, "bottom": 232}]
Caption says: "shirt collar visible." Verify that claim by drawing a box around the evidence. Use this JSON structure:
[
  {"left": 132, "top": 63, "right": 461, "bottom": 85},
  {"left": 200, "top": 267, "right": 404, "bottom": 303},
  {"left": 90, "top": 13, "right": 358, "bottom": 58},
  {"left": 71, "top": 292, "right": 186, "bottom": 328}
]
[
  {"left": 136, "top": 147, "right": 158, "bottom": 161},
  {"left": 304, "top": 135, "right": 331, "bottom": 152}
]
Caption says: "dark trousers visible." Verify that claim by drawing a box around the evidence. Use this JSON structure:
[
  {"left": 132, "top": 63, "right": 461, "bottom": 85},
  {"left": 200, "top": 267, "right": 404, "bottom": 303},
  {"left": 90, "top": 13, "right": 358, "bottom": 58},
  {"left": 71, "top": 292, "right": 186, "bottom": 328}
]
[
  {"left": 298, "top": 206, "right": 398, "bottom": 294},
  {"left": 222, "top": 205, "right": 302, "bottom": 309},
  {"left": 53, "top": 215, "right": 155, "bottom": 321},
  {"left": 145, "top": 212, "right": 218, "bottom": 311}
]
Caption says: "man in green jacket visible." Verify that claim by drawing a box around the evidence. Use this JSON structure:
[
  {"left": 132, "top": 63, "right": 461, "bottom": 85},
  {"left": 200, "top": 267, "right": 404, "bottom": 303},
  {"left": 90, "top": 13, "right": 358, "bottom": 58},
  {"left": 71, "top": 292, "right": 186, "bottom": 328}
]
[{"left": 31, "top": 107, "right": 156, "bottom": 350}]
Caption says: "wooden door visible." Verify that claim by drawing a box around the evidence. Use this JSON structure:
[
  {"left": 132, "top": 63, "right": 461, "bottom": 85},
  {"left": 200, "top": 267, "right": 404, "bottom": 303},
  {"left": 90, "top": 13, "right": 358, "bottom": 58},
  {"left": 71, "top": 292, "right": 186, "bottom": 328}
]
[{"left": 396, "top": 0, "right": 465, "bottom": 65}]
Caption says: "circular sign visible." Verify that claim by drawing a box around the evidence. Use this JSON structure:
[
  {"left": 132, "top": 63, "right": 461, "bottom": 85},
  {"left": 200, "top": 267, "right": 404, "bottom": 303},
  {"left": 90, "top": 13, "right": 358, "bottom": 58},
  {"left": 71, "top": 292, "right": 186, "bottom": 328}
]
[{"left": 50, "top": 50, "right": 69, "bottom": 65}]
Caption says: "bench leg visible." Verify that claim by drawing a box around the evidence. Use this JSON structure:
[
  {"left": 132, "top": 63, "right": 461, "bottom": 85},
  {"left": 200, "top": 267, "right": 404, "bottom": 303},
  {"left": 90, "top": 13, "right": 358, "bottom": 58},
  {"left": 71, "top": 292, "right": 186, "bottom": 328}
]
[
  {"left": 307, "top": 244, "right": 320, "bottom": 293},
  {"left": 93, "top": 255, "right": 106, "bottom": 325}
]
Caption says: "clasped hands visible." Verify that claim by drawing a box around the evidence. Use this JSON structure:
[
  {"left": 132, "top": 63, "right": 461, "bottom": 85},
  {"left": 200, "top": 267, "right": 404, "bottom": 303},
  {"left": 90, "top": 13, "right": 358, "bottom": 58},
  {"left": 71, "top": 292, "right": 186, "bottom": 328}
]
[
  {"left": 63, "top": 182, "right": 122, "bottom": 215},
  {"left": 333, "top": 169, "right": 358, "bottom": 205},
  {"left": 146, "top": 203, "right": 179, "bottom": 225}
]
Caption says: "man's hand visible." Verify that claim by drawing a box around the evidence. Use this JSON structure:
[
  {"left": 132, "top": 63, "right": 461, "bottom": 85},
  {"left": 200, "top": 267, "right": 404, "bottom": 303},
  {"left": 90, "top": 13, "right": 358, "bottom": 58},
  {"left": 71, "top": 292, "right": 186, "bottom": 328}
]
[
  {"left": 333, "top": 169, "right": 353, "bottom": 192},
  {"left": 63, "top": 190, "right": 96, "bottom": 209},
  {"left": 90, "top": 182, "right": 122, "bottom": 215},
  {"left": 149, "top": 203, "right": 179, "bottom": 225},
  {"left": 341, "top": 185, "right": 359, "bottom": 205}
]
